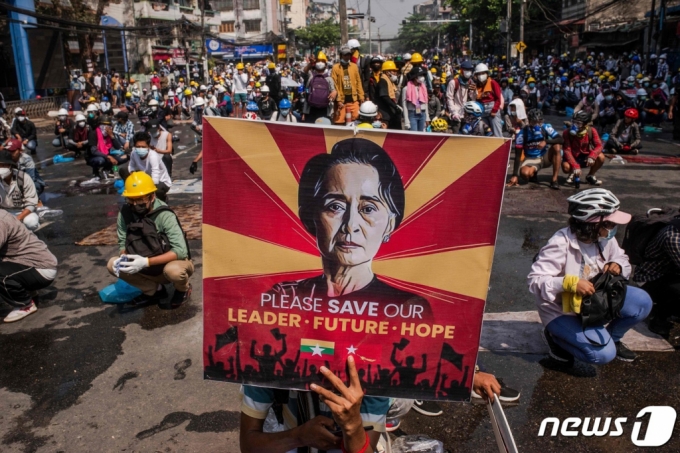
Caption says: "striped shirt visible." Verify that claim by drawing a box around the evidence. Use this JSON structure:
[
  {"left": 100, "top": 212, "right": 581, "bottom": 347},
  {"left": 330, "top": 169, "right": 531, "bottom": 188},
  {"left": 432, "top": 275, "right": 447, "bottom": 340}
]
[
  {"left": 113, "top": 120, "right": 135, "bottom": 146},
  {"left": 633, "top": 224, "right": 680, "bottom": 283},
  {"left": 241, "top": 385, "right": 389, "bottom": 453}
]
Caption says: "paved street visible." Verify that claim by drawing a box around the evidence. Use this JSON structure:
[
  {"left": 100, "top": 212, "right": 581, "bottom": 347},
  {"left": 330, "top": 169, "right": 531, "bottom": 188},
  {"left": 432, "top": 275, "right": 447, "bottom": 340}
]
[{"left": 0, "top": 116, "right": 679, "bottom": 453}]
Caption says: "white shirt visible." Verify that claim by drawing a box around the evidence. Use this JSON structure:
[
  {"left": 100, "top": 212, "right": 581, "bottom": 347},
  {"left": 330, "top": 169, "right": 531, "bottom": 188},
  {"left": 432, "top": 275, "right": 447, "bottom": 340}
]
[
  {"left": 233, "top": 72, "right": 249, "bottom": 94},
  {"left": 128, "top": 150, "right": 172, "bottom": 188}
]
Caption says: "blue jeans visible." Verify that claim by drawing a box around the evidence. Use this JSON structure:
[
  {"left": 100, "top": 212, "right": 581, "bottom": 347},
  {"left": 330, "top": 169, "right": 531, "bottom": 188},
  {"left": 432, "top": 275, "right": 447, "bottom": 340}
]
[
  {"left": 546, "top": 286, "right": 652, "bottom": 364},
  {"left": 408, "top": 110, "right": 426, "bottom": 131}
]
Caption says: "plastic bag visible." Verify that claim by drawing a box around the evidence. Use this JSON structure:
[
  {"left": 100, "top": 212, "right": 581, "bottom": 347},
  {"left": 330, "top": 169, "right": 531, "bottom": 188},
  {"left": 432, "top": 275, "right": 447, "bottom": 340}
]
[
  {"left": 392, "top": 435, "right": 444, "bottom": 453},
  {"left": 99, "top": 279, "right": 143, "bottom": 304},
  {"left": 53, "top": 154, "right": 75, "bottom": 164},
  {"left": 114, "top": 179, "right": 125, "bottom": 194}
]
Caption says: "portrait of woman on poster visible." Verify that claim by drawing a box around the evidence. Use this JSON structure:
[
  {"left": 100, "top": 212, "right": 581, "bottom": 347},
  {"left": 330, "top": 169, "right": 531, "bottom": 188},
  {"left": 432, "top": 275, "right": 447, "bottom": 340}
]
[{"left": 272, "top": 137, "right": 431, "bottom": 316}]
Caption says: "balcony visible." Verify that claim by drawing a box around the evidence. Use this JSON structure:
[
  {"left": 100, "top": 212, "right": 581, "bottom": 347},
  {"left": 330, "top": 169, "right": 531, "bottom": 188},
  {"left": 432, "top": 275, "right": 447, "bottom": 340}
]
[{"left": 134, "top": 0, "right": 221, "bottom": 25}]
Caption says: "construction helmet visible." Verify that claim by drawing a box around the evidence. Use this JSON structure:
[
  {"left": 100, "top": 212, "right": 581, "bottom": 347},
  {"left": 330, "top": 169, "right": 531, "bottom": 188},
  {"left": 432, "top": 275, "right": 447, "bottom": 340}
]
[
  {"left": 122, "top": 172, "right": 157, "bottom": 198},
  {"left": 527, "top": 77, "right": 536, "bottom": 83},
  {"left": 410, "top": 53, "right": 424, "bottom": 64},
  {"left": 268, "top": 62, "right": 276, "bottom": 69},
  {"left": 260, "top": 85, "right": 270, "bottom": 93},
  {"left": 359, "top": 100, "right": 378, "bottom": 117},
  {"left": 608, "top": 75, "right": 616, "bottom": 82},
  {"left": 184, "top": 88, "right": 192, "bottom": 96},
  {"left": 317, "top": 51, "right": 327, "bottom": 62},
  {"left": 75, "top": 114, "right": 86, "bottom": 122},
  {"left": 347, "top": 39, "right": 361, "bottom": 49},
  {"left": 125, "top": 92, "right": 132, "bottom": 98},
  {"left": 57, "top": 108, "right": 68, "bottom": 116},
  {"left": 236, "top": 62, "right": 245, "bottom": 70},
  {"left": 430, "top": 68, "right": 437, "bottom": 73},
  {"left": 475, "top": 63, "right": 489, "bottom": 74},
  {"left": 193, "top": 97, "right": 206, "bottom": 107},
  {"left": 636, "top": 73, "right": 643, "bottom": 79},
  {"left": 382, "top": 60, "right": 397, "bottom": 71},
  {"left": 431, "top": 117, "right": 448, "bottom": 132}
]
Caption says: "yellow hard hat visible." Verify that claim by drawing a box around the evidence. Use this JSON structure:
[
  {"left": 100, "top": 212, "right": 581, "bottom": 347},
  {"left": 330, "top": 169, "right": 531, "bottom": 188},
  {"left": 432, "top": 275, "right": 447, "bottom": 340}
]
[
  {"left": 441, "top": 73, "right": 447, "bottom": 80},
  {"left": 636, "top": 73, "right": 643, "bottom": 79},
  {"left": 184, "top": 88, "right": 192, "bottom": 96},
  {"left": 381, "top": 60, "right": 397, "bottom": 71},
  {"left": 357, "top": 123, "right": 374, "bottom": 129},
  {"left": 608, "top": 75, "right": 616, "bottom": 82},
  {"left": 603, "top": 71, "right": 609, "bottom": 77},
  {"left": 525, "top": 70, "right": 531, "bottom": 74},
  {"left": 527, "top": 77, "right": 536, "bottom": 83},
  {"left": 179, "top": 77, "right": 184, "bottom": 82},
  {"left": 410, "top": 52, "right": 423, "bottom": 63},
  {"left": 236, "top": 62, "right": 244, "bottom": 70},
  {"left": 430, "top": 68, "right": 437, "bottom": 73},
  {"left": 89, "top": 97, "right": 96, "bottom": 102},
  {"left": 431, "top": 117, "right": 448, "bottom": 132},
  {"left": 433, "top": 55, "right": 439, "bottom": 60},
  {"left": 122, "top": 172, "right": 157, "bottom": 198},
  {"left": 599, "top": 75, "right": 606, "bottom": 81},
  {"left": 502, "top": 55, "right": 506, "bottom": 59},
  {"left": 317, "top": 51, "right": 327, "bottom": 62},
  {"left": 125, "top": 92, "right": 132, "bottom": 98},
  {"left": 255, "top": 82, "right": 261, "bottom": 88},
  {"left": 268, "top": 62, "right": 275, "bottom": 69},
  {"left": 508, "top": 77, "right": 514, "bottom": 83}
]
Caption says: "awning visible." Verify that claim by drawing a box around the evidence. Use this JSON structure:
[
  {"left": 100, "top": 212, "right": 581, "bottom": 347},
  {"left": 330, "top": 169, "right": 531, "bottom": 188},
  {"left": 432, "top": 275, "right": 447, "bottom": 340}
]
[{"left": 645, "top": 4, "right": 680, "bottom": 18}]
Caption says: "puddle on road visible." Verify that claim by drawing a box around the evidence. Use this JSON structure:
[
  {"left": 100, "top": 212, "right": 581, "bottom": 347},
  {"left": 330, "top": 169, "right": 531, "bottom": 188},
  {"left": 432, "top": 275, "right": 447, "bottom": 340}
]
[
  {"left": 40, "top": 192, "right": 64, "bottom": 202},
  {"left": 60, "top": 182, "right": 121, "bottom": 197}
]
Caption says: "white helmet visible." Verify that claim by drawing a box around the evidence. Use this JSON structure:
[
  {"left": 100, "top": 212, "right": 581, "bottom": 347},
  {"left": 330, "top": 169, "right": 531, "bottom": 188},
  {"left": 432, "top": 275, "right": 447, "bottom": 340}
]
[
  {"left": 626, "top": 76, "right": 635, "bottom": 83},
  {"left": 567, "top": 188, "right": 621, "bottom": 222},
  {"left": 474, "top": 63, "right": 489, "bottom": 74},
  {"left": 58, "top": 108, "right": 68, "bottom": 116},
  {"left": 637, "top": 88, "right": 648, "bottom": 96},
  {"left": 359, "top": 101, "right": 378, "bottom": 117},
  {"left": 216, "top": 85, "right": 226, "bottom": 93},
  {"left": 650, "top": 54, "right": 657, "bottom": 59},
  {"left": 347, "top": 39, "right": 360, "bottom": 49},
  {"left": 463, "top": 100, "right": 484, "bottom": 117},
  {"left": 148, "top": 99, "right": 159, "bottom": 106},
  {"left": 193, "top": 97, "right": 205, "bottom": 107},
  {"left": 168, "top": 89, "right": 175, "bottom": 96},
  {"left": 151, "top": 85, "right": 158, "bottom": 90},
  {"left": 200, "top": 85, "right": 207, "bottom": 91},
  {"left": 260, "top": 85, "right": 270, "bottom": 93},
  {"left": 403, "top": 53, "right": 412, "bottom": 61},
  {"left": 75, "top": 114, "right": 86, "bottom": 122},
  {"left": 86, "top": 104, "right": 98, "bottom": 113},
  {"left": 660, "top": 53, "right": 667, "bottom": 59}
]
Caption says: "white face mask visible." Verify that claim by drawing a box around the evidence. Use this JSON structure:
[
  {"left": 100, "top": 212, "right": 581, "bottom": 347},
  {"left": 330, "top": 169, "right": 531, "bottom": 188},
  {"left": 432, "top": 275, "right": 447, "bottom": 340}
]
[
  {"left": 390, "top": 74, "right": 398, "bottom": 82},
  {"left": 417, "top": 76, "right": 426, "bottom": 84},
  {"left": 477, "top": 74, "right": 488, "bottom": 83},
  {"left": 0, "top": 168, "right": 11, "bottom": 179},
  {"left": 58, "top": 116, "right": 67, "bottom": 121},
  {"left": 17, "top": 116, "right": 26, "bottom": 122},
  {"left": 77, "top": 121, "right": 86, "bottom": 127},
  {"left": 315, "top": 62, "right": 326, "bottom": 71},
  {"left": 463, "top": 71, "right": 472, "bottom": 79}
]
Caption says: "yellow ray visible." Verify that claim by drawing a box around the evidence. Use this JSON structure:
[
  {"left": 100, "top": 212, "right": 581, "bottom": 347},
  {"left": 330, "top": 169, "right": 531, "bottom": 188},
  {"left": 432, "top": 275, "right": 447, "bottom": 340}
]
[
  {"left": 205, "top": 117, "right": 299, "bottom": 213},
  {"left": 203, "top": 224, "right": 321, "bottom": 279},
  {"left": 403, "top": 137, "right": 507, "bottom": 219},
  {"left": 355, "top": 129, "right": 387, "bottom": 148},
  {"left": 323, "top": 127, "right": 353, "bottom": 153},
  {"left": 373, "top": 245, "right": 495, "bottom": 301}
]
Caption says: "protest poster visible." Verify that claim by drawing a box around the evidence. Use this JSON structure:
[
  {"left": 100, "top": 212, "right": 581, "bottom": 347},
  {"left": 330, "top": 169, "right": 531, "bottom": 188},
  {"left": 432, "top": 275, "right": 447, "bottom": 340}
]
[{"left": 202, "top": 118, "right": 511, "bottom": 401}]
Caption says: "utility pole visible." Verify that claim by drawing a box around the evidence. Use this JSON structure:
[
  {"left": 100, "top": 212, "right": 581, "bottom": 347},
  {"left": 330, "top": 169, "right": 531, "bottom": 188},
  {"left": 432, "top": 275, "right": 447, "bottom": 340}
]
[
  {"left": 656, "top": 0, "right": 667, "bottom": 55},
  {"left": 339, "top": 0, "right": 348, "bottom": 45},
  {"left": 647, "top": 0, "right": 656, "bottom": 73},
  {"left": 368, "top": 0, "right": 372, "bottom": 55},
  {"left": 507, "top": 0, "right": 512, "bottom": 62},
  {"left": 200, "top": 0, "right": 207, "bottom": 83},
  {"left": 519, "top": 0, "right": 525, "bottom": 66}
]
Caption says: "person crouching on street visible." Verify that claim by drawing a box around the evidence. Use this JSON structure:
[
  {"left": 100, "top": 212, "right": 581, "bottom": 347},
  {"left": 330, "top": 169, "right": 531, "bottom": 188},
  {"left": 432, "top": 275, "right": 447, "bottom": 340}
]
[
  {"left": 126, "top": 131, "right": 172, "bottom": 202},
  {"left": 528, "top": 188, "right": 652, "bottom": 366},
  {"left": 0, "top": 210, "right": 57, "bottom": 322},
  {"left": 0, "top": 151, "right": 40, "bottom": 230},
  {"left": 107, "top": 172, "right": 193, "bottom": 308}
]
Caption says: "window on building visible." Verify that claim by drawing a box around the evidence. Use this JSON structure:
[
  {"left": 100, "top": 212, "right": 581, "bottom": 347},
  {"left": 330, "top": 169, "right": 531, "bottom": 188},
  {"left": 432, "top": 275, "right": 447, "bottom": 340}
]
[
  {"left": 212, "top": 0, "right": 233, "bottom": 11},
  {"left": 244, "top": 19, "right": 261, "bottom": 32},
  {"left": 243, "top": 0, "right": 259, "bottom": 10},
  {"left": 220, "top": 21, "right": 235, "bottom": 32}
]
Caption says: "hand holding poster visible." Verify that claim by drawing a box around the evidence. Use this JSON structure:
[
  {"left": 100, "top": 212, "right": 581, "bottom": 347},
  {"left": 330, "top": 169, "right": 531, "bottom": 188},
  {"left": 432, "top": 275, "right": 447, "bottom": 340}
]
[{"left": 202, "top": 118, "right": 511, "bottom": 401}]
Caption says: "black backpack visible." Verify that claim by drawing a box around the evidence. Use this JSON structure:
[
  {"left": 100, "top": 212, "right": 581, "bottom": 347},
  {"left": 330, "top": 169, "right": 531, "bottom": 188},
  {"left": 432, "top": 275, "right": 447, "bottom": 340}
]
[
  {"left": 121, "top": 204, "right": 191, "bottom": 276},
  {"left": 580, "top": 272, "right": 627, "bottom": 331},
  {"left": 622, "top": 208, "right": 680, "bottom": 265}
]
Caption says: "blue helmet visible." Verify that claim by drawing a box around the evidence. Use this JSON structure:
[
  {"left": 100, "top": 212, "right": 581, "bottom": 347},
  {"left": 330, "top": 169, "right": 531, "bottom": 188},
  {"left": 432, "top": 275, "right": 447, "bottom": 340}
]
[
  {"left": 246, "top": 101, "right": 259, "bottom": 112},
  {"left": 297, "top": 85, "right": 305, "bottom": 94},
  {"left": 561, "top": 76, "right": 568, "bottom": 83},
  {"left": 102, "top": 96, "right": 109, "bottom": 101},
  {"left": 279, "top": 98, "right": 291, "bottom": 109}
]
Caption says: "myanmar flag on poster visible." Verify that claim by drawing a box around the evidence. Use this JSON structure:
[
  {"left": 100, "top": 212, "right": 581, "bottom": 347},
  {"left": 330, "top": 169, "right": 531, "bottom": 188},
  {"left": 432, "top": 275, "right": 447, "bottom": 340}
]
[{"left": 300, "top": 339, "right": 335, "bottom": 358}]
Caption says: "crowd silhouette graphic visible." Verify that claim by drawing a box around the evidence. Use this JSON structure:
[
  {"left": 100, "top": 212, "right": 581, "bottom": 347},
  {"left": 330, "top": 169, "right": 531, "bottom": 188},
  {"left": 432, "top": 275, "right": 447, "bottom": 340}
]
[{"left": 205, "top": 326, "right": 471, "bottom": 399}]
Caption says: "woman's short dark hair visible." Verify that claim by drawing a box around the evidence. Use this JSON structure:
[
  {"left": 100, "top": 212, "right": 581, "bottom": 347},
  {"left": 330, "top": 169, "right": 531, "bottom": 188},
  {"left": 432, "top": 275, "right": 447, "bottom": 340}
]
[
  {"left": 569, "top": 217, "right": 600, "bottom": 243},
  {"left": 133, "top": 131, "right": 151, "bottom": 146},
  {"left": 298, "top": 138, "right": 404, "bottom": 237}
]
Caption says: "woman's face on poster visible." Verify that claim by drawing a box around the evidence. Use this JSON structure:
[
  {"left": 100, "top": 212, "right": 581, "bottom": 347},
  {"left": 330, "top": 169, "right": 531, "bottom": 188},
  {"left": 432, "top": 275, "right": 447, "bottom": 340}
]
[{"left": 315, "top": 163, "right": 395, "bottom": 267}]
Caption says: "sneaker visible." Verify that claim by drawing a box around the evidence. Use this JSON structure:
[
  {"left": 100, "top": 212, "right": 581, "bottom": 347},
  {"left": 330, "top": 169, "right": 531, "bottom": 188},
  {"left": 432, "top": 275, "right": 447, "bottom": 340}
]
[
  {"left": 412, "top": 400, "right": 443, "bottom": 417},
  {"left": 167, "top": 284, "right": 192, "bottom": 309},
  {"left": 541, "top": 328, "right": 574, "bottom": 364},
  {"left": 586, "top": 175, "right": 602, "bottom": 186},
  {"left": 4, "top": 301, "right": 37, "bottom": 322},
  {"left": 549, "top": 181, "right": 560, "bottom": 190},
  {"left": 471, "top": 378, "right": 521, "bottom": 402},
  {"left": 615, "top": 341, "right": 636, "bottom": 362},
  {"left": 566, "top": 173, "right": 574, "bottom": 184},
  {"left": 81, "top": 176, "right": 102, "bottom": 187},
  {"left": 385, "top": 418, "right": 401, "bottom": 432},
  {"left": 128, "top": 286, "right": 168, "bottom": 306}
]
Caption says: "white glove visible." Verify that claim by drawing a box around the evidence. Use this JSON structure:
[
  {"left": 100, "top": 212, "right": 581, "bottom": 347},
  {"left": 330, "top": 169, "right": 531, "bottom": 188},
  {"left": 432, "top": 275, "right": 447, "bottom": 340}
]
[
  {"left": 404, "top": 123, "right": 410, "bottom": 129},
  {"left": 573, "top": 168, "right": 582, "bottom": 176},
  {"left": 587, "top": 158, "right": 595, "bottom": 166},
  {"left": 118, "top": 254, "right": 149, "bottom": 275},
  {"left": 112, "top": 256, "right": 123, "bottom": 277}
]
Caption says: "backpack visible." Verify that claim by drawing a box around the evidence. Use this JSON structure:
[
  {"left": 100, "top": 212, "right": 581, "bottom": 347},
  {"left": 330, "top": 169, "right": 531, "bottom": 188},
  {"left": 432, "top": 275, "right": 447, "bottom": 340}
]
[
  {"left": 565, "top": 90, "right": 580, "bottom": 105},
  {"left": 307, "top": 74, "right": 331, "bottom": 108},
  {"left": 121, "top": 204, "right": 191, "bottom": 276},
  {"left": 622, "top": 208, "right": 680, "bottom": 265}
]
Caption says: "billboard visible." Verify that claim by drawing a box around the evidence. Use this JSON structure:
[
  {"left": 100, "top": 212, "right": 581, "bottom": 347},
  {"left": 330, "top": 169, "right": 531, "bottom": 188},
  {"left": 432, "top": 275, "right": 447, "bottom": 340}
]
[{"left": 202, "top": 118, "right": 511, "bottom": 401}]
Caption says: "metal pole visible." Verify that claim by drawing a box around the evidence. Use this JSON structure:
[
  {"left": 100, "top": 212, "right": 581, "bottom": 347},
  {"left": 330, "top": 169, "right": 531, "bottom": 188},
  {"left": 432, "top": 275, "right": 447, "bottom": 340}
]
[
  {"left": 469, "top": 22, "right": 472, "bottom": 56},
  {"left": 519, "top": 0, "right": 525, "bottom": 66},
  {"left": 647, "top": 0, "right": 656, "bottom": 73},
  {"left": 102, "top": 30, "right": 110, "bottom": 72},
  {"left": 339, "top": 0, "right": 348, "bottom": 45},
  {"left": 121, "top": 30, "right": 129, "bottom": 76},
  {"left": 368, "top": 0, "right": 372, "bottom": 55},
  {"left": 507, "top": 0, "right": 512, "bottom": 62}
]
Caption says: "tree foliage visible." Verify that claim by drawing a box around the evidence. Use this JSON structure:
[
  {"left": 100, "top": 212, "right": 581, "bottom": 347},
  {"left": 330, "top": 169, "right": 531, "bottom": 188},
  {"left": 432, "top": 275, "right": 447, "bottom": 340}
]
[{"left": 293, "top": 19, "right": 341, "bottom": 51}]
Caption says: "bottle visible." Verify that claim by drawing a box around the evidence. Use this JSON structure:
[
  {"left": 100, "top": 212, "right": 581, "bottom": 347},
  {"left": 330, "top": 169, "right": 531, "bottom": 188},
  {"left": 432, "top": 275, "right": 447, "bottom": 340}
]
[
  {"left": 574, "top": 174, "right": 580, "bottom": 189},
  {"left": 112, "top": 165, "right": 119, "bottom": 178},
  {"left": 345, "top": 110, "right": 352, "bottom": 124}
]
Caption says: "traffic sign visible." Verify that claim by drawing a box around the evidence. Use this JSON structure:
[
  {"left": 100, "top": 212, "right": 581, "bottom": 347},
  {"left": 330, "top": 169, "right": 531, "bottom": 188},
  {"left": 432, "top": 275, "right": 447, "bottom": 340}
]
[{"left": 515, "top": 41, "right": 527, "bottom": 53}]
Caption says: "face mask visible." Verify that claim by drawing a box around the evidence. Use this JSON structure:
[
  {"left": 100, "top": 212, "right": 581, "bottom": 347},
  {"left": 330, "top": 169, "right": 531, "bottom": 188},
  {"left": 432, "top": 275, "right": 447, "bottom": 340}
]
[
  {"left": 643, "top": 83, "right": 650, "bottom": 87},
  {"left": 569, "top": 124, "right": 579, "bottom": 136},
  {"left": 652, "top": 84, "right": 658, "bottom": 89},
  {"left": 17, "top": 116, "right": 26, "bottom": 122},
  {"left": 58, "top": 116, "right": 67, "bottom": 121},
  {"left": 340, "top": 60, "right": 349, "bottom": 67},
  {"left": 509, "top": 111, "right": 517, "bottom": 116},
  {"left": 555, "top": 87, "right": 561, "bottom": 92},
  {"left": 134, "top": 147, "right": 149, "bottom": 158},
  {"left": 463, "top": 70, "right": 472, "bottom": 79},
  {"left": 151, "top": 131, "right": 160, "bottom": 138},
  {"left": 542, "top": 80, "right": 547, "bottom": 85},
  {"left": 390, "top": 74, "right": 398, "bottom": 82},
  {"left": 88, "top": 113, "right": 95, "bottom": 119},
  {"left": 207, "top": 94, "right": 213, "bottom": 99},
  {"left": 477, "top": 74, "right": 488, "bottom": 83},
  {"left": 77, "top": 121, "right": 86, "bottom": 127},
  {"left": 151, "top": 106, "right": 158, "bottom": 111},
  {"left": 529, "top": 83, "right": 535, "bottom": 88},
  {"left": 654, "top": 98, "right": 661, "bottom": 104},
  {"left": 315, "top": 62, "right": 326, "bottom": 71},
  {"left": 0, "top": 168, "right": 11, "bottom": 179},
  {"left": 99, "top": 125, "right": 108, "bottom": 134},
  {"left": 605, "top": 95, "right": 613, "bottom": 101},
  {"left": 372, "top": 121, "right": 383, "bottom": 128},
  {"left": 280, "top": 108, "right": 290, "bottom": 116},
  {"left": 639, "top": 96, "right": 647, "bottom": 101},
  {"left": 132, "top": 203, "right": 151, "bottom": 216},
  {"left": 600, "top": 225, "right": 618, "bottom": 241},
  {"left": 575, "top": 83, "right": 581, "bottom": 87},
  {"left": 417, "top": 76, "right": 425, "bottom": 84}
]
